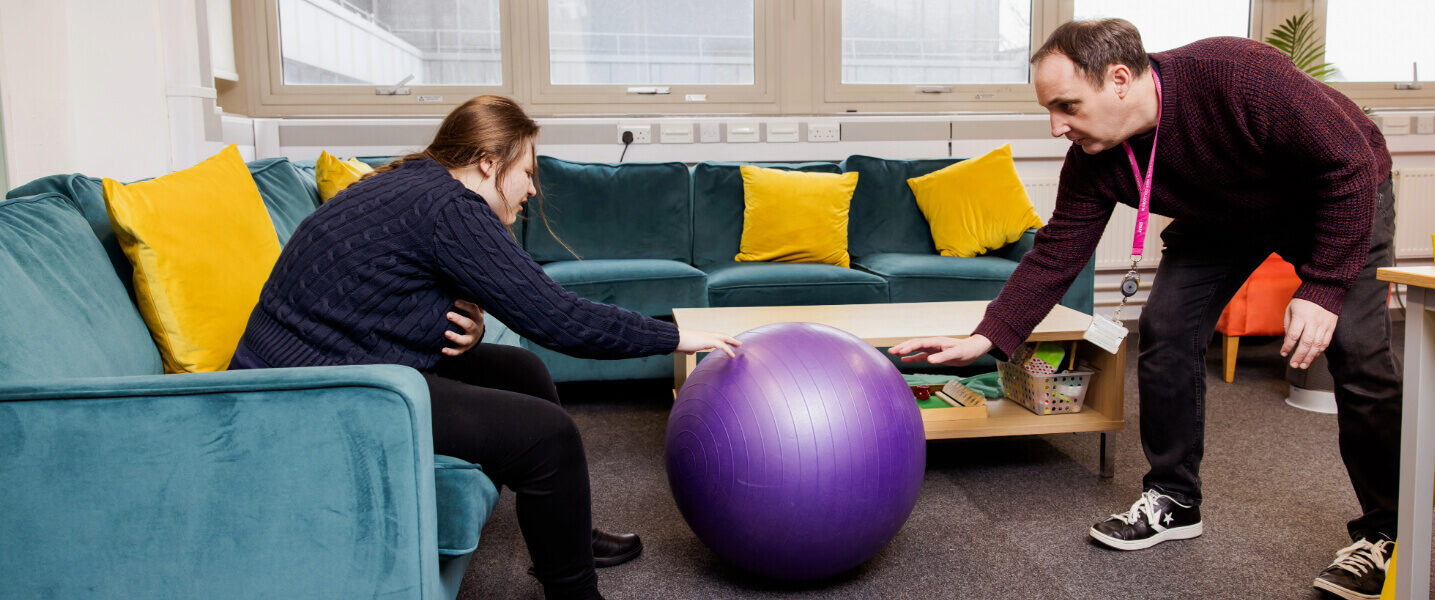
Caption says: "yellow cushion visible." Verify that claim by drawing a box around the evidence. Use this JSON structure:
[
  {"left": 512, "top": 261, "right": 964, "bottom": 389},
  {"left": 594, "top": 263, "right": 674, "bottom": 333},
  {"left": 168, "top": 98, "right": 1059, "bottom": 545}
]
[
  {"left": 735, "top": 166, "right": 859, "bottom": 268},
  {"left": 316, "top": 150, "right": 374, "bottom": 203},
  {"left": 102, "top": 144, "right": 281, "bottom": 373},
  {"left": 907, "top": 144, "right": 1044, "bottom": 258}
]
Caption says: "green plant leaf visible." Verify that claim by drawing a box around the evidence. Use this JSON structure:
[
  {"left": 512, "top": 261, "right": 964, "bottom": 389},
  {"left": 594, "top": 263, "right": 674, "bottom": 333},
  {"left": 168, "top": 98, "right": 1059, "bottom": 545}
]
[{"left": 1263, "top": 11, "right": 1334, "bottom": 82}]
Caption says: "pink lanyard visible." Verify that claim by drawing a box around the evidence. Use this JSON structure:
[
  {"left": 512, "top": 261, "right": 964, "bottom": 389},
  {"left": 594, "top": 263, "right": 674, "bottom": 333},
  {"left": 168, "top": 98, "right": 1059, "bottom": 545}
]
[{"left": 1121, "top": 69, "right": 1162, "bottom": 262}]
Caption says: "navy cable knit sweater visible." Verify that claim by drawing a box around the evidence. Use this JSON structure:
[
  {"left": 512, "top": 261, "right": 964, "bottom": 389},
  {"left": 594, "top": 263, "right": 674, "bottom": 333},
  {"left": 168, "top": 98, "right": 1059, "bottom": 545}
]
[
  {"left": 974, "top": 37, "right": 1391, "bottom": 359},
  {"left": 234, "top": 158, "right": 680, "bottom": 370}
]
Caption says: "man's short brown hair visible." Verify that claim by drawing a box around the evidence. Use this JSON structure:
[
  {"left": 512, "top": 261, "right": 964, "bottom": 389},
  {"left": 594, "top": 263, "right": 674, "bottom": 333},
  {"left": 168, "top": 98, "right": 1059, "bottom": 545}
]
[{"left": 1032, "top": 18, "right": 1149, "bottom": 89}]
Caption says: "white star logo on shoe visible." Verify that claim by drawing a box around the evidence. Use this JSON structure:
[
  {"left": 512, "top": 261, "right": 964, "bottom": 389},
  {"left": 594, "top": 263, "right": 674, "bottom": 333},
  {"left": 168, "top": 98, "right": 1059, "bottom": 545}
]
[{"left": 1163, "top": 512, "right": 1174, "bottom": 526}]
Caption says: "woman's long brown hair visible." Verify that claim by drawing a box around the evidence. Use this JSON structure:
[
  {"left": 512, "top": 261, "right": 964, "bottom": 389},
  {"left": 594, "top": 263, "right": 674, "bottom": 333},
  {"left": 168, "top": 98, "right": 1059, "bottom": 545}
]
[{"left": 365, "top": 95, "right": 576, "bottom": 257}]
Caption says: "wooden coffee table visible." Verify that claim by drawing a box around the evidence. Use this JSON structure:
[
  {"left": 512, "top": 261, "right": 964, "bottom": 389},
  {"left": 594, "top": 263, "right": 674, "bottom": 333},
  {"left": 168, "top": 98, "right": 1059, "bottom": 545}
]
[{"left": 672, "top": 301, "right": 1127, "bottom": 477}]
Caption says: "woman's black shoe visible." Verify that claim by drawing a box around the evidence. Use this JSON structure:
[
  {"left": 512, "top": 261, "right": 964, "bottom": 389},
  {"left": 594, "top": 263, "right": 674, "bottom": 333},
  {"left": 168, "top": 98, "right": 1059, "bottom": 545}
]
[
  {"left": 529, "top": 529, "right": 643, "bottom": 578},
  {"left": 591, "top": 529, "right": 642, "bottom": 567}
]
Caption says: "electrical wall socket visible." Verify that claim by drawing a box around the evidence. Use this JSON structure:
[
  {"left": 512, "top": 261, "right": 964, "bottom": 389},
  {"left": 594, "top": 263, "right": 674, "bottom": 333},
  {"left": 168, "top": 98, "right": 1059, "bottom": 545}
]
[
  {"left": 807, "top": 122, "right": 840, "bottom": 142},
  {"left": 699, "top": 122, "right": 722, "bottom": 143},
  {"left": 617, "top": 124, "right": 651, "bottom": 144},
  {"left": 1417, "top": 115, "right": 1435, "bottom": 135}
]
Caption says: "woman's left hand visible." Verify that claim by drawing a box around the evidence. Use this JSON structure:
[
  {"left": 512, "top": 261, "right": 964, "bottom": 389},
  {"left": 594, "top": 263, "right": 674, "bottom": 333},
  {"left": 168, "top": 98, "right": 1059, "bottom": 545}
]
[{"left": 442, "top": 299, "right": 485, "bottom": 356}]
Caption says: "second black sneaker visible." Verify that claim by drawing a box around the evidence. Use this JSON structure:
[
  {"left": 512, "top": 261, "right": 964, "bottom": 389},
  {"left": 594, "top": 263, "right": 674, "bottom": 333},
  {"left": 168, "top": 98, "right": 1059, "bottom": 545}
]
[
  {"left": 1312, "top": 537, "right": 1392, "bottom": 600},
  {"left": 1089, "top": 489, "right": 1203, "bottom": 551}
]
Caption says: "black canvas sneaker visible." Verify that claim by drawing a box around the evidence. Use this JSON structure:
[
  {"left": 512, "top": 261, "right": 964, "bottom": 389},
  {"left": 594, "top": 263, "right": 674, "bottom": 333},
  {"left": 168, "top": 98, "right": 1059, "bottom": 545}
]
[
  {"left": 1089, "top": 489, "right": 1204, "bottom": 551},
  {"left": 1312, "top": 537, "right": 1393, "bottom": 600}
]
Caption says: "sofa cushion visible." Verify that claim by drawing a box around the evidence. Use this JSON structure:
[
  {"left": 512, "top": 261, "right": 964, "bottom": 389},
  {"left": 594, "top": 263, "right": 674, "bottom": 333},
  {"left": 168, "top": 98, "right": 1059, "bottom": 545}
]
[
  {"left": 735, "top": 166, "right": 859, "bottom": 267},
  {"left": 315, "top": 151, "right": 374, "bottom": 203},
  {"left": 102, "top": 145, "right": 282, "bottom": 373},
  {"left": 542, "top": 259, "right": 707, "bottom": 316},
  {"left": 704, "top": 262, "right": 887, "bottom": 307},
  {"left": 529, "top": 157, "right": 691, "bottom": 263},
  {"left": 907, "top": 144, "right": 1044, "bottom": 258},
  {"left": 854, "top": 252, "right": 1019, "bottom": 303},
  {"left": 0, "top": 193, "right": 163, "bottom": 380},
  {"left": 841, "top": 155, "right": 961, "bottom": 258},
  {"left": 433, "top": 455, "right": 499, "bottom": 556},
  {"left": 692, "top": 161, "right": 842, "bottom": 270},
  {"left": 5, "top": 174, "right": 129, "bottom": 291},
  {"left": 247, "top": 157, "right": 321, "bottom": 245}
]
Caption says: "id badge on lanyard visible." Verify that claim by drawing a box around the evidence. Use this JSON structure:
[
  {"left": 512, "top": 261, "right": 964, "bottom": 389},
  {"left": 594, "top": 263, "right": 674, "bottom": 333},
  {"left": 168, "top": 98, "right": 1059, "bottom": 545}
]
[{"left": 1084, "top": 68, "right": 1162, "bottom": 354}]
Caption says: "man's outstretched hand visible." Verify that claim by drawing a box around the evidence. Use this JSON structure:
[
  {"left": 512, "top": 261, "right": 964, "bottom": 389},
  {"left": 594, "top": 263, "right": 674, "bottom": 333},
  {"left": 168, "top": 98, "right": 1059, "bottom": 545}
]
[{"left": 888, "top": 335, "right": 994, "bottom": 367}]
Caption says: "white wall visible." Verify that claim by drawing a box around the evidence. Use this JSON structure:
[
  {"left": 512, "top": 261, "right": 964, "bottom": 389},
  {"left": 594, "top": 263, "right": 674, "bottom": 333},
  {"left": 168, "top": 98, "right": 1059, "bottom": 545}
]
[{"left": 0, "top": 0, "right": 218, "bottom": 186}]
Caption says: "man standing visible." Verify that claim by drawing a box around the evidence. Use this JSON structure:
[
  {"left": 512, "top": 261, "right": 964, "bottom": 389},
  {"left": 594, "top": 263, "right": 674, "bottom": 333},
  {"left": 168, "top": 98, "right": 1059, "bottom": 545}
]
[{"left": 890, "top": 19, "right": 1399, "bottom": 600}]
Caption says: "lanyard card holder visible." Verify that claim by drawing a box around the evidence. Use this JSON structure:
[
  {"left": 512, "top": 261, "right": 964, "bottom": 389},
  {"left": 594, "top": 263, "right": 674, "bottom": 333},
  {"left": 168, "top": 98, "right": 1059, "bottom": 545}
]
[{"left": 1084, "top": 314, "right": 1128, "bottom": 355}]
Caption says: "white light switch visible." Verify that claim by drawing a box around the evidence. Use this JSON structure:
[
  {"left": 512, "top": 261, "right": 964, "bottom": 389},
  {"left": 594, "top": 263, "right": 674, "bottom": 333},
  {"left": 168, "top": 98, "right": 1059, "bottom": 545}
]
[
  {"left": 767, "top": 122, "right": 799, "bottom": 143},
  {"left": 727, "top": 121, "right": 760, "bottom": 143},
  {"left": 660, "top": 122, "right": 694, "bottom": 144}
]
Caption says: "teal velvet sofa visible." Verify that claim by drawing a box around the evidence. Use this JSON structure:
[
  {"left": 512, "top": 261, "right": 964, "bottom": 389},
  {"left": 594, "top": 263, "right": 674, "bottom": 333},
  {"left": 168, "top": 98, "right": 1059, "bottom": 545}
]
[
  {"left": 483, "top": 155, "right": 1095, "bottom": 383},
  {"left": 1, "top": 161, "right": 498, "bottom": 599}
]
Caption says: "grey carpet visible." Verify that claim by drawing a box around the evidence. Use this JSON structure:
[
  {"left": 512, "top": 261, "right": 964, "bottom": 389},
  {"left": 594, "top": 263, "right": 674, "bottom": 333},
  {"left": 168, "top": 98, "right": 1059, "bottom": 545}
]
[{"left": 459, "top": 325, "right": 1432, "bottom": 599}]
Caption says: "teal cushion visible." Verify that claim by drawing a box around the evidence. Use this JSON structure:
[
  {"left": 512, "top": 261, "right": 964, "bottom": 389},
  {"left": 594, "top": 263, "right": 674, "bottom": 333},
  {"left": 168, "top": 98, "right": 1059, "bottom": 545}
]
[
  {"left": 433, "top": 455, "right": 498, "bottom": 556},
  {"left": 704, "top": 262, "right": 888, "bottom": 307},
  {"left": 841, "top": 155, "right": 961, "bottom": 258},
  {"left": 247, "top": 158, "right": 320, "bottom": 245},
  {"left": 0, "top": 194, "right": 162, "bottom": 379},
  {"left": 542, "top": 259, "right": 707, "bottom": 317},
  {"left": 690, "top": 161, "right": 843, "bottom": 270},
  {"left": 530, "top": 157, "right": 691, "bottom": 263},
  {"left": 5, "top": 174, "right": 128, "bottom": 291},
  {"left": 854, "top": 252, "right": 1018, "bottom": 303}
]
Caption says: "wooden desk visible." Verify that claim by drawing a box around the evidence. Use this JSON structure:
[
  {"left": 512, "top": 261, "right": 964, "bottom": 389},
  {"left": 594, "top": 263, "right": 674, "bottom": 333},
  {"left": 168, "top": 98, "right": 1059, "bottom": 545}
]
[
  {"left": 1378, "top": 266, "right": 1435, "bottom": 600},
  {"left": 672, "top": 301, "right": 1126, "bottom": 476}
]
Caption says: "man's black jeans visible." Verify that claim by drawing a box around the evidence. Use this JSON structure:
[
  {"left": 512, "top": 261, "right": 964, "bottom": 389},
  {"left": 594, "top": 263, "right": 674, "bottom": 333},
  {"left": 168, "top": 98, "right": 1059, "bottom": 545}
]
[{"left": 1137, "top": 176, "right": 1400, "bottom": 542}]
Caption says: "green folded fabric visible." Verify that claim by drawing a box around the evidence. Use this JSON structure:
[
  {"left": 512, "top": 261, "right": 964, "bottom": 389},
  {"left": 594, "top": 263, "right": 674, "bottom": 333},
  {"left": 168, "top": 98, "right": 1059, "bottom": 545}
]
[{"left": 902, "top": 371, "right": 1003, "bottom": 399}]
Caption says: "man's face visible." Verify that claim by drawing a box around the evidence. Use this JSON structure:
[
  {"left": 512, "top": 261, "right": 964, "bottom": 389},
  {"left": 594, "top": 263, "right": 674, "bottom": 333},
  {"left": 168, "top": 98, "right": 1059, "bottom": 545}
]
[{"left": 1034, "top": 53, "right": 1128, "bottom": 155}]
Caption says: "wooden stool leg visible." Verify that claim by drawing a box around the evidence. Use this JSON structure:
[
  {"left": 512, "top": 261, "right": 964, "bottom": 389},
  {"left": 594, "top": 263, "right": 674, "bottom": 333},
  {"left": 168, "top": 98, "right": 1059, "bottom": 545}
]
[{"left": 1222, "top": 334, "right": 1240, "bottom": 383}]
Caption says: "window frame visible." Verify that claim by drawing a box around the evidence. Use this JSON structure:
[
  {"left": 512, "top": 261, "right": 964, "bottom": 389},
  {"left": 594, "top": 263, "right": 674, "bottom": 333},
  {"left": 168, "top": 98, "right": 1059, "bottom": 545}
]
[{"left": 222, "top": 0, "right": 1434, "bottom": 118}]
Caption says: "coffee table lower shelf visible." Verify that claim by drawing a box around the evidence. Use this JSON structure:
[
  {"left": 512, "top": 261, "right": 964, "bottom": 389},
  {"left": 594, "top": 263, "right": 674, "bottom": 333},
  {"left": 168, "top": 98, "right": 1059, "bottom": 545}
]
[{"left": 921, "top": 399, "right": 1123, "bottom": 439}]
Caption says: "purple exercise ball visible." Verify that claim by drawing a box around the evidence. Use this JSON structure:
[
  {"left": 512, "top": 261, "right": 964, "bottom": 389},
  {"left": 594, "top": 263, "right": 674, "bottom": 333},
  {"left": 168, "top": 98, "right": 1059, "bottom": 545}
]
[{"left": 665, "top": 321, "right": 926, "bottom": 580}]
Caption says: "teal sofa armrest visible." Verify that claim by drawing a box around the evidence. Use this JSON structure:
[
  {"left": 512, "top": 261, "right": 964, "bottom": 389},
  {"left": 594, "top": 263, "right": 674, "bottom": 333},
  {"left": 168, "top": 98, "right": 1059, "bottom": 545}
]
[{"left": 0, "top": 365, "right": 467, "bottom": 600}]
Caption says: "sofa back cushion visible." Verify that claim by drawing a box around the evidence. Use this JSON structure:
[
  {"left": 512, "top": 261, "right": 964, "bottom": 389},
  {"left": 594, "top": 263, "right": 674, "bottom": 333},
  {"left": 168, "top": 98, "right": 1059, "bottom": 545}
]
[
  {"left": 841, "top": 155, "right": 961, "bottom": 258},
  {"left": 691, "top": 161, "right": 842, "bottom": 270},
  {"left": 247, "top": 158, "right": 322, "bottom": 245},
  {"left": 0, "top": 193, "right": 163, "bottom": 380},
  {"left": 529, "top": 156, "right": 692, "bottom": 263}
]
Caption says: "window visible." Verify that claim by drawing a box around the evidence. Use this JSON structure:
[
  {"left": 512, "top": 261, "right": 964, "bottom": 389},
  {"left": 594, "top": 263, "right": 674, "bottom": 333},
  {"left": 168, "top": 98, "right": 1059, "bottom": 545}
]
[
  {"left": 840, "top": 0, "right": 1031, "bottom": 85},
  {"left": 277, "top": 0, "right": 502, "bottom": 86},
  {"left": 1325, "top": 0, "right": 1432, "bottom": 84},
  {"left": 820, "top": 0, "right": 1048, "bottom": 111},
  {"left": 1071, "top": 0, "right": 1250, "bottom": 52},
  {"left": 531, "top": 0, "right": 775, "bottom": 110},
  {"left": 547, "top": 0, "right": 755, "bottom": 85}
]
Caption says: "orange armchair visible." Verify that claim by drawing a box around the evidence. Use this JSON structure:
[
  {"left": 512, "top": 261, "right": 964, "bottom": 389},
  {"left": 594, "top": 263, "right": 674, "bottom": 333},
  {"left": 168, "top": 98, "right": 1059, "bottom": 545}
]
[{"left": 1215, "top": 253, "right": 1301, "bottom": 383}]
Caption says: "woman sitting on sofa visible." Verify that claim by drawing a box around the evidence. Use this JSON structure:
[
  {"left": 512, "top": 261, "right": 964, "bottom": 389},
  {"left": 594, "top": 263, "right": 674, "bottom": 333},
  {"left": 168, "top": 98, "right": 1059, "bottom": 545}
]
[{"left": 230, "top": 94, "right": 739, "bottom": 600}]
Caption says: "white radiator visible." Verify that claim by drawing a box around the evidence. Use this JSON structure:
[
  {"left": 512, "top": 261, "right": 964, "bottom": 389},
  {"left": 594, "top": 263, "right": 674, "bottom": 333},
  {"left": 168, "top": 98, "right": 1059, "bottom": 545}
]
[
  {"left": 1396, "top": 168, "right": 1435, "bottom": 258},
  {"left": 1023, "top": 177, "right": 1168, "bottom": 270}
]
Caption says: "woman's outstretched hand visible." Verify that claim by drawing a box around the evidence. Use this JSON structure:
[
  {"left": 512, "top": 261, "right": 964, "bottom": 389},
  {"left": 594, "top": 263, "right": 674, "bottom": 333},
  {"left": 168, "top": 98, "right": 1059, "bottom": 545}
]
[{"left": 676, "top": 328, "right": 741, "bottom": 358}]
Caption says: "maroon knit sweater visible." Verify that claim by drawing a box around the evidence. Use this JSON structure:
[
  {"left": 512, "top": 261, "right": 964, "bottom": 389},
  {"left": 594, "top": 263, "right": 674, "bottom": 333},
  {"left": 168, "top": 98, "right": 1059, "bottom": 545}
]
[{"left": 974, "top": 37, "right": 1391, "bottom": 359}]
